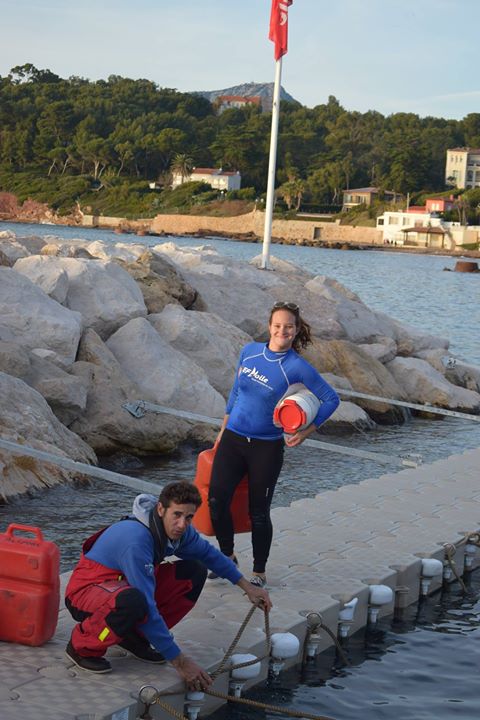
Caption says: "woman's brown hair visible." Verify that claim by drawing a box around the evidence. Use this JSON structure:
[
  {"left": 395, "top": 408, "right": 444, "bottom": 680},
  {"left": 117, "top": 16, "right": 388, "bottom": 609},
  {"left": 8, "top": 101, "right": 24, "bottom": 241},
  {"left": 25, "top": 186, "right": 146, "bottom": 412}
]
[{"left": 269, "top": 302, "right": 312, "bottom": 354}]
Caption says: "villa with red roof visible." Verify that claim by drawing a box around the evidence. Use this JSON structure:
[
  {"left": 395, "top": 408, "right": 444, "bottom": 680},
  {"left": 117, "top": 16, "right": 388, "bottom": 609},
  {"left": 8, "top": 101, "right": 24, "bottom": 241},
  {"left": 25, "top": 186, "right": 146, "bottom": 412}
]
[{"left": 214, "top": 95, "right": 262, "bottom": 113}]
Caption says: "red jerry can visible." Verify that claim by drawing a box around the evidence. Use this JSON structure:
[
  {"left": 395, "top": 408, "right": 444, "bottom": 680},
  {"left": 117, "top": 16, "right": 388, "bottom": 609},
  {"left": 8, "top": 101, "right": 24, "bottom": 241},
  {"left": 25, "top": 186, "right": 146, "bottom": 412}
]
[
  {"left": 192, "top": 446, "right": 251, "bottom": 536},
  {"left": 0, "top": 524, "right": 60, "bottom": 646}
]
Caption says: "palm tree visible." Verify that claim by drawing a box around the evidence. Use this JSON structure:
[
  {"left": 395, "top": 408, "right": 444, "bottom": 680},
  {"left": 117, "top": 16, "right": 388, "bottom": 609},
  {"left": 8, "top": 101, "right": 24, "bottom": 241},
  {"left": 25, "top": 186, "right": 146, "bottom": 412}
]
[
  {"left": 171, "top": 153, "right": 193, "bottom": 185},
  {"left": 278, "top": 178, "right": 305, "bottom": 211}
]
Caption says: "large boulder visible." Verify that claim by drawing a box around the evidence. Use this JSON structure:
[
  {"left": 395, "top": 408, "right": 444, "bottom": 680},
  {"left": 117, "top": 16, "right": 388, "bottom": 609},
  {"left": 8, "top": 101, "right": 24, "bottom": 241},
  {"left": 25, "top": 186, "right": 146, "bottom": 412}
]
[
  {"left": 305, "top": 276, "right": 398, "bottom": 343},
  {"left": 0, "top": 338, "right": 88, "bottom": 425},
  {"left": 152, "top": 242, "right": 225, "bottom": 272},
  {"left": 153, "top": 243, "right": 278, "bottom": 337},
  {"left": 153, "top": 243, "right": 344, "bottom": 339},
  {"left": 0, "top": 238, "right": 30, "bottom": 263},
  {"left": 106, "top": 317, "right": 225, "bottom": 419},
  {"left": 0, "top": 371, "right": 96, "bottom": 501},
  {"left": 15, "top": 257, "right": 147, "bottom": 339},
  {"left": 116, "top": 250, "right": 197, "bottom": 313},
  {"left": 14, "top": 255, "right": 69, "bottom": 303},
  {"left": 63, "top": 258, "right": 147, "bottom": 338},
  {"left": 86, "top": 240, "right": 149, "bottom": 262},
  {"left": 413, "top": 348, "right": 452, "bottom": 374},
  {"left": 446, "top": 360, "right": 480, "bottom": 394},
  {"left": 40, "top": 240, "right": 95, "bottom": 259},
  {"left": 358, "top": 337, "right": 397, "bottom": 364},
  {"left": 417, "top": 350, "right": 480, "bottom": 395},
  {"left": 383, "top": 315, "right": 449, "bottom": 355},
  {"left": 325, "top": 400, "right": 376, "bottom": 434},
  {"left": 148, "top": 305, "right": 252, "bottom": 397},
  {"left": 0, "top": 249, "right": 13, "bottom": 267},
  {"left": 29, "top": 347, "right": 71, "bottom": 369},
  {"left": 306, "top": 276, "right": 450, "bottom": 355},
  {"left": 385, "top": 357, "right": 480, "bottom": 412},
  {"left": 70, "top": 329, "right": 191, "bottom": 454},
  {"left": 23, "top": 355, "right": 89, "bottom": 426},
  {"left": 153, "top": 245, "right": 450, "bottom": 359},
  {"left": 317, "top": 371, "right": 376, "bottom": 433},
  {"left": 0, "top": 339, "right": 31, "bottom": 378},
  {"left": 303, "top": 338, "right": 407, "bottom": 423},
  {"left": 13, "top": 235, "right": 48, "bottom": 255},
  {"left": 0, "top": 267, "right": 82, "bottom": 364}
]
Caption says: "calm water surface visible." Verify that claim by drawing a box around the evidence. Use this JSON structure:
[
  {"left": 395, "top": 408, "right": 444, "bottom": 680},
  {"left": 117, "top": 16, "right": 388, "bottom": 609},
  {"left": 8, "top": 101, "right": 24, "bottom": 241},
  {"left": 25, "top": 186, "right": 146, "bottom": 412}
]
[{"left": 210, "top": 571, "right": 480, "bottom": 720}]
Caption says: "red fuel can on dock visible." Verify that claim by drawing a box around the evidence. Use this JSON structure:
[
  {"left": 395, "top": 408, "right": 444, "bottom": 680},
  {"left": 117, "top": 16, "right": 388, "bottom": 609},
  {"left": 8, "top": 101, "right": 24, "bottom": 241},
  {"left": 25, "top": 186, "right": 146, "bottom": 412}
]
[
  {"left": 0, "top": 524, "right": 60, "bottom": 646},
  {"left": 192, "top": 447, "right": 251, "bottom": 536}
]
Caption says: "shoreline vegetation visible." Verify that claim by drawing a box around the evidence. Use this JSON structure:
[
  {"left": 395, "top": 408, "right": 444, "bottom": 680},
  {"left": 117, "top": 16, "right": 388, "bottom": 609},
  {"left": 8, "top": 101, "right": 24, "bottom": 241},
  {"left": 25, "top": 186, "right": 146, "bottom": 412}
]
[
  {"left": 2, "top": 66, "right": 480, "bottom": 226},
  {"left": 1, "top": 229, "right": 480, "bottom": 502},
  {"left": 1, "top": 65, "right": 480, "bottom": 261}
]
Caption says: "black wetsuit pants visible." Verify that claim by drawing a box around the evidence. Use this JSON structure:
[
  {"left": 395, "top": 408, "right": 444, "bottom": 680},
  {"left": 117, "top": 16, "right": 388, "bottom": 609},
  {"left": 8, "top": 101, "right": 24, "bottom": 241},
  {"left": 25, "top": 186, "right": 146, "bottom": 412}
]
[{"left": 208, "top": 429, "right": 284, "bottom": 574}]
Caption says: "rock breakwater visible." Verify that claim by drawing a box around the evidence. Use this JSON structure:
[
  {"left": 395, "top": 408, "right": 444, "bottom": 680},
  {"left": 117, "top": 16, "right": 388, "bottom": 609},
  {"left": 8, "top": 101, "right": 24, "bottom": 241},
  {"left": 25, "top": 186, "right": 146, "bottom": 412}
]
[{"left": 1, "top": 229, "right": 479, "bottom": 500}]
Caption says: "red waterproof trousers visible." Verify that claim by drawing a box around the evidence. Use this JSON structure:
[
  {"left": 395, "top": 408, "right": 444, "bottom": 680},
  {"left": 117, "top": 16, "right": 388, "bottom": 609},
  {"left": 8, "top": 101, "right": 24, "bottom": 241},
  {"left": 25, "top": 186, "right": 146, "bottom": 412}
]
[{"left": 65, "top": 556, "right": 206, "bottom": 657}]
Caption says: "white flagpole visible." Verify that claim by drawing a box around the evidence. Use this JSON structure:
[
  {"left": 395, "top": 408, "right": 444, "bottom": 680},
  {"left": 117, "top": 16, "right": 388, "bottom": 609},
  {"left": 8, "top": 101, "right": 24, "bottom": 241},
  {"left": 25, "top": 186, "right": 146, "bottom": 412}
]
[{"left": 261, "top": 56, "right": 283, "bottom": 270}]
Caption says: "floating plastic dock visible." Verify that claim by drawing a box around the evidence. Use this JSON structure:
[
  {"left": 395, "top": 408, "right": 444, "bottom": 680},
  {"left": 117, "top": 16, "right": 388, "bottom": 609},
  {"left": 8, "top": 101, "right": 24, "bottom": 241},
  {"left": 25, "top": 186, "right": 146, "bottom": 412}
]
[{"left": 1, "top": 447, "right": 479, "bottom": 720}]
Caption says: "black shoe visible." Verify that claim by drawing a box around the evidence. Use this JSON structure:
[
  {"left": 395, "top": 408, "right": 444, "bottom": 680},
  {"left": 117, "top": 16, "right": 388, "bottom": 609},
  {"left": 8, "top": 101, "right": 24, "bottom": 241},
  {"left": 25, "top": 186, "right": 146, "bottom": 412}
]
[
  {"left": 208, "top": 555, "right": 238, "bottom": 580},
  {"left": 66, "top": 640, "right": 112, "bottom": 674},
  {"left": 118, "top": 634, "right": 166, "bottom": 664}
]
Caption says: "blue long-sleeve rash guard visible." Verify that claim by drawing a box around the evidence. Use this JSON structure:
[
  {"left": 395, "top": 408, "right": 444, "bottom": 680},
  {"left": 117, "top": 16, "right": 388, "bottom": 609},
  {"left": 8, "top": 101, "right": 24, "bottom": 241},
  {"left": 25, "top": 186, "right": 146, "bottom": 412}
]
[
  {"left": 86, "top": 520, "right": 242, "bottom": 660},
  {"left": 225, "top": 342, "right": 340, "bottom": 440}
]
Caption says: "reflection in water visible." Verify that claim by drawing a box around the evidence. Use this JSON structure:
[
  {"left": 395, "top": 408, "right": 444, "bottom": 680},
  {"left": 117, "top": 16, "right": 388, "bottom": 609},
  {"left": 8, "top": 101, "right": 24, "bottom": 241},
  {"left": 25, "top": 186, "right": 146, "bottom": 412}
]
[{"left": 210, "top": 571, "right": 480, "bottom": 720}]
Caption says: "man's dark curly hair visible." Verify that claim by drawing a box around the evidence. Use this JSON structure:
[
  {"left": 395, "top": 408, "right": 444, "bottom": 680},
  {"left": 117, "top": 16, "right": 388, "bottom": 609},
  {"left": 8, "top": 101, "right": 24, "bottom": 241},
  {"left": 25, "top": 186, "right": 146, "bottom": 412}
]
[{"left": 159, "top": 481, "right": 202, "bottom": 509}]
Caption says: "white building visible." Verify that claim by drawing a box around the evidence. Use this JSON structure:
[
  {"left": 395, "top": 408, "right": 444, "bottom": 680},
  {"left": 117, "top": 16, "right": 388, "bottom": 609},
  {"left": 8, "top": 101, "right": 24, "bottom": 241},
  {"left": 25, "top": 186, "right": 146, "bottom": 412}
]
[
  {"left": 171, "top": 167, "right": 241, "bottom": 192},
  {"left": 376, "top": 210, "right": 470, "bottom": 249},
  {"left": 445, "top": 148, "right": 480, "bottom": 189}
]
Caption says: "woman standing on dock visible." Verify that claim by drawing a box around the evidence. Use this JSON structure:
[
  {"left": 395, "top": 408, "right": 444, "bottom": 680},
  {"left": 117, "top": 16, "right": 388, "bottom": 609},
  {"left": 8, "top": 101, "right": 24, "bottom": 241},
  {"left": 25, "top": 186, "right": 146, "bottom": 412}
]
[{"left": 208, "top": 301, "right": 339, "bottom": 587}]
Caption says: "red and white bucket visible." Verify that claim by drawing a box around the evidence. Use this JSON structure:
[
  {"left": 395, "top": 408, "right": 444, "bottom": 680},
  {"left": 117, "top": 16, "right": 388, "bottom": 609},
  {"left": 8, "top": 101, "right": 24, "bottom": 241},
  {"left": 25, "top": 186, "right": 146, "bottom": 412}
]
[{"left": 273, "top": 386, "right": 320, "bottom": 434}]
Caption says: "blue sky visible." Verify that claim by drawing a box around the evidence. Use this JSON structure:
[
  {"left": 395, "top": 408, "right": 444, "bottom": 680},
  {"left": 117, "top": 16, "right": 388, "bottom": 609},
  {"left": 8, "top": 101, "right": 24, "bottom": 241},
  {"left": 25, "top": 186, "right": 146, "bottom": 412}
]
[{"left": 1, "top": 0, "right": 479, "bottom": 120}]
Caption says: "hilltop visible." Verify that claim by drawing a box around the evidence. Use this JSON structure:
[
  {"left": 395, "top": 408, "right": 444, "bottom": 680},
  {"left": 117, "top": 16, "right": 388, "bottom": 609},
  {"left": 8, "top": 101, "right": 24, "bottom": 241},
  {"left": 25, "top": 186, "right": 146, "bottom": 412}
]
[{"left": 192, "top": 81, "right": 298, "bottom": 111}]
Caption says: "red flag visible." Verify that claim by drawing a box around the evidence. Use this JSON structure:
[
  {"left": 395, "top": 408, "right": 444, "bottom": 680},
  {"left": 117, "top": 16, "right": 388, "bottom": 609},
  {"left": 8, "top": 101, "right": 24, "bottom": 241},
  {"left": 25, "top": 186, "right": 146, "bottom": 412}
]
[{"left": 269, "top": 0, "right": 293, "bottom": 61}]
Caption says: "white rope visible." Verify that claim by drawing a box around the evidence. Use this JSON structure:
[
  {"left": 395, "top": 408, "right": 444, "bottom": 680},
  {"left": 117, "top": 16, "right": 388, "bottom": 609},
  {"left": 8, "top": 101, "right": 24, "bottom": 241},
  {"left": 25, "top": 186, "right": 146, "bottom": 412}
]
[
  {"left": 302, "top": 437, "right": 419, "bottom": 466},
  {"left": 123, "top": 402, "right": 420, "bottom": 468},
  {"left": 335, "top": 389, "right": 480, "bottom": 422},
  {"left": 0, "top": 438, "right": 161, "bottom": 494},
  {"left": 8, "top": 382, "right": 465, "bottom": 490},
  {"left": 124, "top": 400, "right": 224, "bottom": 427}
]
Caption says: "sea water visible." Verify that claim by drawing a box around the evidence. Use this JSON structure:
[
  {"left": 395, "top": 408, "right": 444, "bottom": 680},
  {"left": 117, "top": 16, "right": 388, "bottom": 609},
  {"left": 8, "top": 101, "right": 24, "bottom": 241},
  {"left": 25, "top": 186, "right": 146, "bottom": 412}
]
[{"left": 209, "top": 570, "right": 480, "bottom": 720}]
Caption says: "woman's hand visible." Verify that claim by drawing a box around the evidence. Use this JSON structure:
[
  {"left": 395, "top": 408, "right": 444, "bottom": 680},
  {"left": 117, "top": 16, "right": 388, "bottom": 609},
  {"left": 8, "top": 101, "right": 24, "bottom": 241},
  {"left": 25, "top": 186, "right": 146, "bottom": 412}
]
[{"left": 284, "top": 425, "right": 317, "bottom": 447}]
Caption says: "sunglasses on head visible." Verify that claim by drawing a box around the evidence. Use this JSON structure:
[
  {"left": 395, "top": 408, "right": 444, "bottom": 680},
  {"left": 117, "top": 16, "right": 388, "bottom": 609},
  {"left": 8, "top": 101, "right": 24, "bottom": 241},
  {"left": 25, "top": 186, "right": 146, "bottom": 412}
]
[{"left": 272, "top": 301, "right": 299, "bottom": 312}]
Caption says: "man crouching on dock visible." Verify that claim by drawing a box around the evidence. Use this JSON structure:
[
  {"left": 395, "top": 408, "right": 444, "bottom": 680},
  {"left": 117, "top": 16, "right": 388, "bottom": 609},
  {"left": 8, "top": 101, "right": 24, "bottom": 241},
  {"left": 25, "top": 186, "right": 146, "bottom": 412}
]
[{"left": 65, "top": 481, "right": 271, "bottom": 689}]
